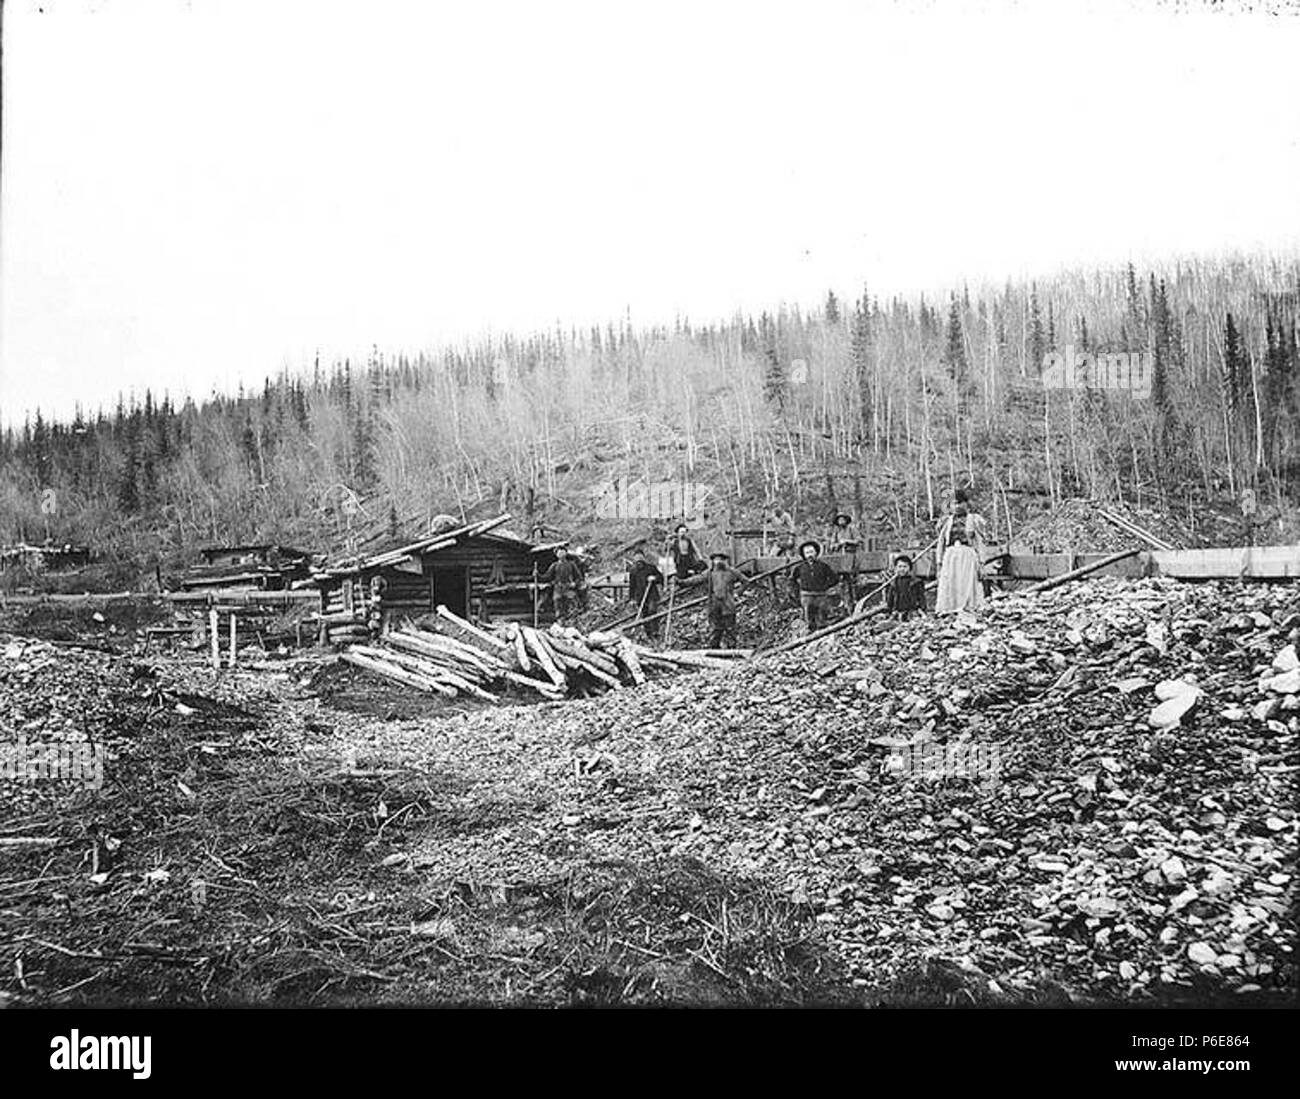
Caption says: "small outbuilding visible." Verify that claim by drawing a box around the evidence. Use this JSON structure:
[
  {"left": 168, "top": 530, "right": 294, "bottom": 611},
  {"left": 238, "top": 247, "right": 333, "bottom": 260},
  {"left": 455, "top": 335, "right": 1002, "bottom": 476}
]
[
  {"left": 0, "top": 542, "right": 93, "bottom": 572},
  {"left": 181, "top": 544, "right": 314, "bottom": 592},
  {"left": 315, "top": 515, "right": 559, "bottom": 640}
]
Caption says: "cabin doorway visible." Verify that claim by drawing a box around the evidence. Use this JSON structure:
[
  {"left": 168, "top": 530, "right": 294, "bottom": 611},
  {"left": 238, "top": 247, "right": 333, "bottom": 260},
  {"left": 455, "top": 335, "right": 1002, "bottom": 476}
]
[{"left": 430, "top": 567, "right": 470, "bottom": 619}]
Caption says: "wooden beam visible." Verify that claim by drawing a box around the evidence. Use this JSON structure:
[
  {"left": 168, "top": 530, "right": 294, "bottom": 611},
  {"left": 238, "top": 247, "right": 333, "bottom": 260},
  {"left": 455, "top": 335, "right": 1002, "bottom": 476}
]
[
  {"left": 1021, "top": 547, "right": 1142, "bottom": 593},
  {"left": 760, "top": 581, "right": 940, "bottom": 658},
  {"left": 1148, "top": 546, "right": 1300, "bottom": 580},
  {"left": 1097, "top": 507, "right": 1175, "bottom": 551},
  {"left": 434, "top": 603, "right": 510, "bottom": 650},
  {"left": 341, "top": 650, "right": 457, "bottom": 696}
]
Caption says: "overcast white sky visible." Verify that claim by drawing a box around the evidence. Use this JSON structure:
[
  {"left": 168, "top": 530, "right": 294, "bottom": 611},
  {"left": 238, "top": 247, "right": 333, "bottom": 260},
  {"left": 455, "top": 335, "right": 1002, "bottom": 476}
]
[{"left": 2, "top": 0, "right": 1298, "bottom": 423}]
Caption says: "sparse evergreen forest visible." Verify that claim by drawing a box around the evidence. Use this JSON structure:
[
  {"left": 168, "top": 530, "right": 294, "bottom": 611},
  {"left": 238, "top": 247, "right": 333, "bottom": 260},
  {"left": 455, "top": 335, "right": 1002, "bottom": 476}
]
[{"left": 2, "top": 253, "right": 1298, "bottom": 574}]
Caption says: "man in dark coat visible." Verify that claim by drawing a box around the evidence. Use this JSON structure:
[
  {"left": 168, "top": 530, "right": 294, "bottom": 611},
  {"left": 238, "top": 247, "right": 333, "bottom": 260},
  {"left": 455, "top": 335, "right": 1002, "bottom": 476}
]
[
  {"left": 665, "top": 523, "right": 707, "bottom": 581},
  {"left": 704, "top": 551, "right": 748, "bottom": 649},
  {"left": 627, "top": 547, "right": 664, "bottom": 640},
  {"left": 542, "top": 546, "right": 585, "bottom": 621},
  {"left": 790, "top": 539, "right": 840, "bottom": 631}
]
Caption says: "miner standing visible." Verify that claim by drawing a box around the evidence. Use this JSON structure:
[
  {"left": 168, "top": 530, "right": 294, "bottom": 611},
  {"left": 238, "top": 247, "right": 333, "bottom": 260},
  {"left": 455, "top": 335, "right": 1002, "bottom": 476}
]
[
  {"left": 627, "top": 546, "right": 665, "bottom": 640},
  {"left": 790, "top": 539, "right": 840, "bottom": 632},
  {"left": 543, "top": 545, "right": 585, "bottom": 621},
  {"left": 705, "top": 551, "right": 748, "bottom": 650}
]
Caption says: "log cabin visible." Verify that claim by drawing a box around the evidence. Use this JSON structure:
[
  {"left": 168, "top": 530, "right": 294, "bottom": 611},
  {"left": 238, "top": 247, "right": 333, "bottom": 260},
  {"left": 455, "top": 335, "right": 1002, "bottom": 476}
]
[{"left": 313, "top": 515, "right": 560, "bottom": 641}]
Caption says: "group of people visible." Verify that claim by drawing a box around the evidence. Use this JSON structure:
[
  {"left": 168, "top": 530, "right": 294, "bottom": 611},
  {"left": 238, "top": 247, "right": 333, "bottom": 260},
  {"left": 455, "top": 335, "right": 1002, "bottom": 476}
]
[
  {"left": 629, "top": 524, "right": 746, "bottom": 648},
  {"left": 762, "top": 505, "right": 863, "bottom": 558},
  {"left": 622, "top": 524, "right": 753, "bottom": 648},
  {"left": 543, "top": 488, "right": 990, "bottom": 648}
]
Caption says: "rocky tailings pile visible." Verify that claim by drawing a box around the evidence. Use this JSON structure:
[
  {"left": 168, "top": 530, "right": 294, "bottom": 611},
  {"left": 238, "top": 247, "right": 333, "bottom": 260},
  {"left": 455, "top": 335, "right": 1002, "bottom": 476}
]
[
  {"left": 393, "top": 575, "right": 1296, "bottom": 1003},
  {"left": 761, "top": 576, "right": 1299, "bottom": 1001},
  {"left": 1009, "top": 498, "right": 1192, "bottom": 552},
  {"left": 0, "top": 637, "right": 158, "bottom": 817}
]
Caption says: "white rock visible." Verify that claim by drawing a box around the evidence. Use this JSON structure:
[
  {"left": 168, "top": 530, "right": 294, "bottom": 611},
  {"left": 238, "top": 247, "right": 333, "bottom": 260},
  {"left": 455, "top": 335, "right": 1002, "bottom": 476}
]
[
  {"left": 1260, "top": 667, "right": 1300, "bottom": 694},
  {"left": 1155, "top": 678, "right": 1198, "bottom": 701},
  {"left": 1187, "top": 941, "right": 1218, "bottom": 965},
  {"left": 1273, "top": 644, "right": 1299, "bottom": 673},
  {"left": 1160, "top": 856, "right": 1187, "bottom": 884},
  {"left": 1146, "top": 622, "right": 1168, "bottom": 653},
  {"left": 1252, "top": 698, "right": 1282, "bottom": 721},
  {"left": 1149, "top": 688, "right": 1200, "bottom": 729}
]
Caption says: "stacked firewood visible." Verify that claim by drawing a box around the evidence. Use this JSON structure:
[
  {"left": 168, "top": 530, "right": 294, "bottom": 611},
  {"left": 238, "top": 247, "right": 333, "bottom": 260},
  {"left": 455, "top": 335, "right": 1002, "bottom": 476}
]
[{"left": 339, "top": 605, "right": 746, "bottom": 702}]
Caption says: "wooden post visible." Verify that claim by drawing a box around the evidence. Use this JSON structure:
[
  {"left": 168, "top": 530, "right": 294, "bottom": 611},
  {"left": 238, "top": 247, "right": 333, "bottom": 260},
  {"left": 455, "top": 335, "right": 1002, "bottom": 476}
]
[
  {"left": 664, "top": 578, "right": 677, "bottom": 647},
  {"left": 228, "top": 612, "right": 237, "bottom": 668},
  {"left": 209, "top": 608, "right": 219, "bottom": 669},
  {"left": 532, "top": 562, "right": 539, "bottom": 628}
]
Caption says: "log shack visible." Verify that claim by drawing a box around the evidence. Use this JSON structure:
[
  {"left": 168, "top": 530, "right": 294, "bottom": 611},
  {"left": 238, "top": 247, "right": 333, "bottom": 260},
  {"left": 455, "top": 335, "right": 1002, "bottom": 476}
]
[
  {"left": 313, "top": 515, "right": 559, "bottom": 643},
  {"left": 0, "top": 542, "right": 94, "bottom": 573},
  {"left": 181, "top": 544, "right": 314, "bottom": 592}
]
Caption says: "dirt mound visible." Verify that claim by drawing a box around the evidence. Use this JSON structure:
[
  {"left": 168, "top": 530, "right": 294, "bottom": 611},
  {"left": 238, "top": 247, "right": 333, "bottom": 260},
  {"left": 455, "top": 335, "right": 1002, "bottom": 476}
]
[{"left": 1009, "top": 499, "right": 1195, "bottom": 552}]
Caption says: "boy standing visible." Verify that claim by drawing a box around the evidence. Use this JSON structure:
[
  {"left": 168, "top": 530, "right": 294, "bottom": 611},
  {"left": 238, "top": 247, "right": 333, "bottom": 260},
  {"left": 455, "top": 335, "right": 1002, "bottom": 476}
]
[{"left": 884, "top": 555, "right": 926, "bottom": 620}]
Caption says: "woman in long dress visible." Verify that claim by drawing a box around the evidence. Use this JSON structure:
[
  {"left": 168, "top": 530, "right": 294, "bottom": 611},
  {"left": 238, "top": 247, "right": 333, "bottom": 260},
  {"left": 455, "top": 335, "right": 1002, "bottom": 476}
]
[{"left": 935, "top": 490, "right": 987, "bottom": 614}]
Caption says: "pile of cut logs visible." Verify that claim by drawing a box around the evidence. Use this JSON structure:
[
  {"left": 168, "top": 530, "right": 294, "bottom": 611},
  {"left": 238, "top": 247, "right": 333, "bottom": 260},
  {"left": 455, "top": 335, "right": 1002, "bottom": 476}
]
[{"left": 340, "top": 605, "right": 747, "bottom": 702}]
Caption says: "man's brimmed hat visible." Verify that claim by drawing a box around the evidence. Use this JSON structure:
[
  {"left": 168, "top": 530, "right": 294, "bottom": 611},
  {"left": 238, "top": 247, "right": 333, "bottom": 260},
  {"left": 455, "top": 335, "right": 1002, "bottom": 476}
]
[
  {"left": 833, "top": 512, "right": 853, "bottom": 525},
  {"left": 799, "top": 539, "right": 822, "bottom": 555},
  {"left": 709, "top": 551, "right": 730, "bottom": 561}
]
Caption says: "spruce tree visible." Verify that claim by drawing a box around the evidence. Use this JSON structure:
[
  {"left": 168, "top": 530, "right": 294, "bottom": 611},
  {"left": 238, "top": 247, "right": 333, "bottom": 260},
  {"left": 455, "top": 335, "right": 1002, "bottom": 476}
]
[
  {"left": 117, "top": 411, "right": 141, "bottom": 514},
  {"left": 760, "top": 312, "right": 787, "bottom": 410},
  {"left": 1125, "top": 263, "right": 1144, "bottom": 331},
  {"left": 943, "top": 296, "right": 968, "bottom": 385},
  {"left": 850, "top": 290, "right": 874, "bottom": 431},
  {"left": 1028, "top": 287, "right": 1046, "bottom": 374},
  {"left": 30, "top": 409, "right": 51, "bottom": 487},
  {"left": 351, "top": 399, "right": 378, "bottom": 490},
  {"left": 1223, "top": 311, "right": 1246, "bottom": 421}
]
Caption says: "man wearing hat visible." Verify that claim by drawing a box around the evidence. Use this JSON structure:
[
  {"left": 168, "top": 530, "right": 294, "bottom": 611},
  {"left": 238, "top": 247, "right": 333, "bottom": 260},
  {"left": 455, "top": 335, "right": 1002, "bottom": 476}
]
[
  {"left": 627, "top": 546, "right": 665, "bottom": 640},
  {"left": 790, "top": 539, "right": 840, "bottom": 632},
  {"left": 664, "top": 522, "right": 707, "bottom": 581},
  {"left": 830, "top": 511, "right": 860, "bottom": 552},
  {"left": 704, "top": 551, "right": 749, "bottom": 650},
  {"left": 542, "top": 545, "right": 585, "bottom": 621}
]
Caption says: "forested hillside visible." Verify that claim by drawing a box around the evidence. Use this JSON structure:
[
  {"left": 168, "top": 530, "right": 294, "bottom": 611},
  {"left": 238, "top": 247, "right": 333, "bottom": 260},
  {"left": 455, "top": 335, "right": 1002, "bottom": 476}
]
[{"left": 2, "top": 253, "right": 1298, "bottom": 576}]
